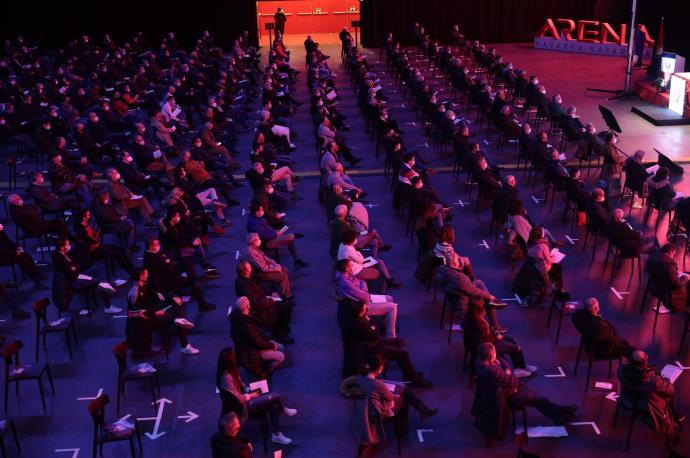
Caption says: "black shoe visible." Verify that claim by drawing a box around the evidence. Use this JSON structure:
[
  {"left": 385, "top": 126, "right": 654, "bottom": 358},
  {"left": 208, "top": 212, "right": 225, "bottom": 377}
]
[
  {"left": 295, "top": 259, "right": 309, "bottom": 268},
  {"left": 379, "top": 244, "right": 392, "bottom": 252},
  {"left": 294, "top": 233, "right": 304, "bottom": 239},
  {"left": 12, "top": 308, "right": 30, "bottom": 320},
  {"left": 553, "top": 405, "right": 578, "bottom": 425}
]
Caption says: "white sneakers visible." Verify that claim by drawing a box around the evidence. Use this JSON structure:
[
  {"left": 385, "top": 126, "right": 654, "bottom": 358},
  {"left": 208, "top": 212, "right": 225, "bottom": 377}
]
[
  {"left": 104, "top": 306, "right": 123, "bottom": 314},
  {"left": 174, "top": 318, "right": 195, "bottom": 329},
  {"left": 514, "top": 368, "right": 532, "bottom": 378},
  {"left": 282, "top": 407, "right": 297, "bottom": 417},
  {"left": 271, "top": 432, "right": 292, "bottom": 445},
  {"left": 655, "top": 305, "right": 672, "bottom": 314},
  {"left": 180, "top": 344, "right": 200, "bottom": 355}
]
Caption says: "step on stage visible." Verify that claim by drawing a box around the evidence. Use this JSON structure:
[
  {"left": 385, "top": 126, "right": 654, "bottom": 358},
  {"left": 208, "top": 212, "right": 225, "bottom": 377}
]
[{"left": 630, "top": 104, "right": 690, "bottom": 126}]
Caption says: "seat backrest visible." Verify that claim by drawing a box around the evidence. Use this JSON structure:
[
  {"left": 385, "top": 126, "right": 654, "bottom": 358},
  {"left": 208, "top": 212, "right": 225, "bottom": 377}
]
[
  {"left": 1, "top": 340, "right": 23, "bottom": 366},
  {"left": 88, "top": 394, "right": 110, "bottom": 426},
  {"left": 112, "top": 341, "right": 128, "bottom": 370},
  {"left": 32, "top": 297, "right": 50, "bottom": 323}
]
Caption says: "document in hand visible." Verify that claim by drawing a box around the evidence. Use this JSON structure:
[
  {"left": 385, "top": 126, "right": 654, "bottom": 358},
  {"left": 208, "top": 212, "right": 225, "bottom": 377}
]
[
  {"left": 78, "top": 274, "right": 93, "bottom": 281},
  {"left": 130, "top": 194, "right": 143, "bottom": 200},
  {"left": 249, "top": 380, "right": 270, "bottom": 394},
  {"left": 370, "top": 294, "right": 387, "bottom": 304},
  {"left": 550, "top": 248, "right": 566, "bottom": 263},
  {"left": 362, "top": 256, "right": 378, "bottom": 268},
  {"left": 98, "top": 282, "right": 116, "bottom": 292},
  {"left": 646, "top": 164, "right": 660, "bottom": 175},
  {"left": 661, "top": 364, "right": 683, "bottom": 384}
]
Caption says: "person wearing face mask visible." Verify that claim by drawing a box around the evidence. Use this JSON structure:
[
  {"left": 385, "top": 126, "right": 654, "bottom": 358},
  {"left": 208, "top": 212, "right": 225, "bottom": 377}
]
[
  {"left": 130, "top": 132, "right": 175, "bottom": 183},
  {"left": 251, "top": 181, "right": 287, "bottom": 229},
  {"left": 52, "top": 237, "right": 122, "bottom": 314},
  {"left": 73, "top": 209, "right": 137, "bottom": 280},
  {"left": 106, "top": 167, "right": 156, "bottom": 229},
  {"left": 150, "top": 110, "right": 178, "bottom": 149},
  {"left": 115, "top": 151, "right": 164, "bottom": 199},
  {"left": 246, "top": 204, "right": 308, "bottom": 269},
  {"left": 524, "top": 75, "right": 540, "bottom": 108},
  {"left": 27, "top": 171, "right": 81, "bottom": 214},
  {"left": 0, "top": 220, "right": 47, "bottom": 291},
  {"left": 244, "top": 233, "right": 294, "bottom": 301},
  {"left": 33, "top": 119, "right": 55, "bottom": 157},
  {"left": 92, "top": 190, "right": 137, "bottom": 251},
  {"left": 8, "top": 193, "right": 70, "bottom": 240}
]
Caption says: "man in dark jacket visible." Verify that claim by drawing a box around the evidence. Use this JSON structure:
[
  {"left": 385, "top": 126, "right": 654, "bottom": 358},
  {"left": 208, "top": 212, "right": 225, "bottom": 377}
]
[
  {"left": 617, "top": 351, "right": 684, "bottom": 434},
  {"left": 586, "top": 188, "right": 610, "bottom": 233},
  {"left": 230, "top": 297, "right": 284, "bottom": 379},
  {"left": 492, "top": 175, "right": 519, "bottom": 223},
  {"left": 251, "top": 182, "right": 286, "bottom": 229},
  {"left": 211, "top": 412, "right": 253, "bottom": 458},
  {"left": 115, "top": 150, "right": 163, "bottom": 198},
  {"left": 645, "top": 244, "right": 688, "bottom": 311},
  {"left": 92, "top": 190, "right": 136, "bottom": 249},
  {"left": 343, "top": 300, "right": 431, "bottom": 387},
  {"left": 235, "top": 261, "right": 293, "bottom": 343},
  {"left": 474, "top": 156, "right": 502, "bottom": 202},
  {"left": 0, "top": 222, "right": 47, "bottom": 286},
  {"left": 274, "top": 8, "right": 287, "bottom": 35},
  {"left": 27, "top": 171, "right": 81, "bottom": 214},
  {"left": 607, "top": 208, "right": 657, "bottom": 255},
  {"left": 476, "top": 342, "right": 577, "bottom": 425},
  {"left": 571, "top": 297, "right": 635, "bottom": 359},
  {"left": 8, "top": 194, "right": 69, "bottom": 239},
  {"left": 565, "top": 168, "right": 590, "bottom": 212},
  {"left": 143, "top": 238, "right": 216, "bottom": 311}
]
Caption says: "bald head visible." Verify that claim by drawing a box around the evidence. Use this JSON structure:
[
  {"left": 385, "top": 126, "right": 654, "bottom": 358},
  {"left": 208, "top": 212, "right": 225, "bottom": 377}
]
[
  {"left": 505, "top": 175, "right": 516, "bottom": 187},
  {"left": 585, "top": 297, "right": 600, "bottom": 316},
  {"left": 612, "top": 208, "right": 625, "bottom": 222}
]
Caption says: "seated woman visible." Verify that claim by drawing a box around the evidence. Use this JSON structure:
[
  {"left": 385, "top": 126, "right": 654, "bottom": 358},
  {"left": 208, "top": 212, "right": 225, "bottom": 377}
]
[
  {"left": 463, "top": 297, "right": 537, "bottom": 378},
  {"left": 216, "top": 347, "right": 296, "bottom": 446},
  {"left": 646, "top": 166, "right": 677, "bottom": 212},
  {"left": 504, "top": 201, "right": 560, "bottom": 251},
  {"left": 340, "top": 354, "right": 438, "bottom": 457},
  {"left": 527, "top": 225, "right": 563, "bottom": 292},
  {"left": 338, "top": 229, "right": 401, "bottom": 289},
  {"left": 433, "top": 225, "right": 475, "bottom": 278}
]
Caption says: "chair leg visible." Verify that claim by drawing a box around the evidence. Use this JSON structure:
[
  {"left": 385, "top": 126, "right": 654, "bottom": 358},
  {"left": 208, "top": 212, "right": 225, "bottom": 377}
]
[
  {"left": 612, "top": 404, "right": 620, "bottom": 427},
  {"left": 45, "top": 364, "right": 55, "bottom": 393},
  {"left": 38, "top": 379, "right": 47, "bottom": 411},
  {"left": 129, "top": 437, "right": 136, "bottom": 457},
  {"left": 9, "top": 419, "right": 19, "bottom": 452},
  {"left": 584, "top": 355, "right": 593, "bottom": 392},
  {"left": 624, "top": 413, "right": 636, "bottom": 451},
  {"left": 574, "top": 342, "right": 582, "bottom": 374},
  {"left": 65, "top": 332, "right": 73, "bottom": 359},
  {"left": 522, "top": 409, "right": 528, "bottom": 443}
]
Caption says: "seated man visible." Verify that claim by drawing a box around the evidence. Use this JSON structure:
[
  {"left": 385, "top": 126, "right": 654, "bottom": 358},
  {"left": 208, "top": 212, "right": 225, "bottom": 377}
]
[
  {"left": 27, "top": 171, "right": 81, "bottom": 214},
  {"left": 8, "top": 193, "right": 69, "bottom": 239},
  {"left": 565, "top": 168, "right": 590, "bottom": 214},
  {"left": 230, "top": 297, "right": 285, "bottom": 379},
  {"left": 623, "top": 150, "right": 652, "bottom": 209},
  {"left": 617, "top": 351, "right": 684, "bottom": 434},
  {"left": 211, "top": 412, "right": 253, "bottom": 458},
  {"left": 571, "top": 297, "right": 636, "bottom": 359},
  {"left": 244, "top": 233, "right": 293, "bottom": 301},
  {"left": 235, "top": 260, "right": 294, "bottom": 343},
  {"left": 606, "top": 208, "right": 657, "bottom": 255},
  {"left": 330, "top": 204, "right": 389, "bottom": 259},
  {"left": 545, "top": 149, "right": 568, "bottom": 183},
  {"left": 92, "top": 190, "right": 137, "bottom": 250},
  {"left": 327, "top": 162, "right": 365, "bottom": 199},
  {"left": 338, "top": 228, "right": 401, "bottom": 288},
  {"left": 645, "top": 244, "right": 688, "bottom": 313},
  {"left": 127, "top": 268, "right": 199, "bottom": 355},
  {"left": 246, "top": 204, "right": 308, "bottom": 268},
  {"left": 476, "top": 342, "right": 577, "bottom": 425},
  {"left": 474, "top": 156, "right": 502, "bottom": 202},
  {"left": 586, "top": 187, "right": 610, "bottom": 233},
  {"left": 0, "top": 222, "right": 48, "bottom": 286},
  {"left": 106, "top": 168, "right": 156, "bottom": 229},
  {"left": 437, "top": 252, "right": 504, "bottom": 332},
  {"left": 143, "top": 238, "right": 217, "bottom": 312},
  {"left": 343, "top": 300, "right": 432, "bottom": 388},
  {"left": 335, "top": 259, "right": 398, "bottom": 338}
]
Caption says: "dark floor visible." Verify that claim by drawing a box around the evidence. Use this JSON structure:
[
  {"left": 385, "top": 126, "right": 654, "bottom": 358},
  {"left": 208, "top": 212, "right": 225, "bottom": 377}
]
[{"left": 1, "top": 42, "right": 690, "bottom": 458}]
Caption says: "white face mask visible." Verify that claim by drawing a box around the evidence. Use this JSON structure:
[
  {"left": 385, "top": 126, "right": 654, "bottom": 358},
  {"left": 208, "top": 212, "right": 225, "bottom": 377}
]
[{"left": 124, "top": 156, "right": 133, "bottom": 163}]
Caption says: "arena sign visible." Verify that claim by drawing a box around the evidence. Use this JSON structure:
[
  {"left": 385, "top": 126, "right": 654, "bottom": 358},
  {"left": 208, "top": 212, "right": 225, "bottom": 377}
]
[{"left": 534, "top": 18, "right": 653, "bottom": 57}]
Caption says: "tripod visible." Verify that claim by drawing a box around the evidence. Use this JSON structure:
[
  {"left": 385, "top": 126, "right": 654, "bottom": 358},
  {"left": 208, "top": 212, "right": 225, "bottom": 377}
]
[{"left": 586, "top": 0, "right": 640, "bottom": 101}]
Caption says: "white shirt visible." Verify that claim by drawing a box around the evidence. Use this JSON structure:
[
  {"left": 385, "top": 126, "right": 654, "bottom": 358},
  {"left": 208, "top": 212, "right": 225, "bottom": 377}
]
[{"left": 337, "top": 243, "right": 364, "bottom": 275}]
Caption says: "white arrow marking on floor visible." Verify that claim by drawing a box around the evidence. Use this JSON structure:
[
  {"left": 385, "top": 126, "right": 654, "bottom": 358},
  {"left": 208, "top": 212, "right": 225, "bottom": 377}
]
[
  {"left": 605, "top": 392, "right": 620, "bottom": 402},
  {"left": 406, "top": 122, "right": 416, "bottom": 126},
  {"left": 609, "top": 287, "right": 630, "bottom": 300},
  {"left": 177, "top": 411, "right": 199, "bottom": 423},
  {"left": 566, "top": 235, "right": 579, "bottom": 245},
  {"left": 415, "top": 143, "right": 430, "bottom": 148},
  {"left": 675, "top": 361, "right": 690, "bottom": 370},
  {"left": 139, "top": 398, "right": 173, "bottom": 440},
  {"left": 417, "top": 429, "right": 434, "bottom": 443},
  {"left": 452, "top": 200, "right": 466, "bottom": 207},
  {"left": 531, "top": 195, "right": 545, "bottom": 204},
  {"left": 483, "top": 140, "right": 490, "bottom": 145},
  {"left": 55, "top": 449, "right": 80, "bottom": 458},
  {"left": 569, "top": 421, "right": 601, "bottom": 435},
  {"left": 235, "top": 251, "right": 240, "bottom": 260},
  {"left": 400, "top": 104, "right": 406, "bottom": 108},
  {"left": 112, "top": 315, "right": 128, "bottom": 319},
  {"left": 77, "top": 388, "right": 103, "bottom": 401},
  {"left": 499, "top": 294, "right": 523, "bottom": 305},
  {"left": 478, "top": 240, "right": 489, "bottom": 250},
  {"left": 544, "top": 366, "right": 566, "bottom": 378},
  {"left": 365, "top": 203, "right": 379, "bottom": 208}
]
